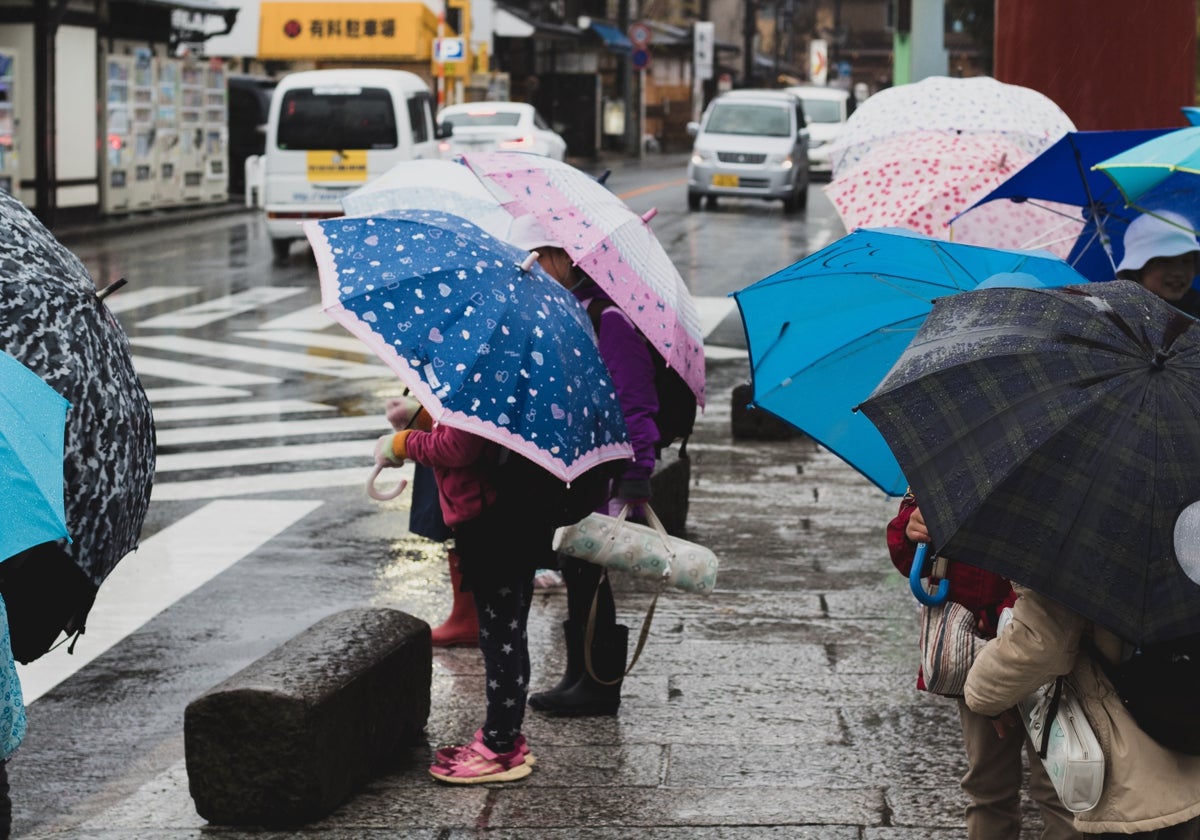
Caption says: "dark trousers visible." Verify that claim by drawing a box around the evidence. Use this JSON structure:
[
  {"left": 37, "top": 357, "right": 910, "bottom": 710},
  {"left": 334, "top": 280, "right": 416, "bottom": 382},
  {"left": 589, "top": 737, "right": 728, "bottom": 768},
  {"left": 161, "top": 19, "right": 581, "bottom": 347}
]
[
  {"left": 454, "top": 503, "right": 553, "bottom": 754},
  {"left": 561, "top": 554, "right": 616, "bottom": 629},
  {"left": 472, "top": 572, "right": 534, "bottom": 754}
]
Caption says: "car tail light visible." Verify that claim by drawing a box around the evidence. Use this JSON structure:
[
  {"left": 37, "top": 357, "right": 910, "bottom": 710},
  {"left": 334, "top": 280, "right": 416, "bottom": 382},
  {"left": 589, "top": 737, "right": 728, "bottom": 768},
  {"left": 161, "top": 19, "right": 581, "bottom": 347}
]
[{"left": 500, "top": 135, "right": 534, "bottom": 150}]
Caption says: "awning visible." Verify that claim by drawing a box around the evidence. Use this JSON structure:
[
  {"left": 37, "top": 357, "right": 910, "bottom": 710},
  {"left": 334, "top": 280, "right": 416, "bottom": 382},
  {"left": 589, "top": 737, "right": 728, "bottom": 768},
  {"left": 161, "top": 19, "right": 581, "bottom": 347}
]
[
  {"left": 495, "top": 7, "right": 535, "bottom": 38},
  {"left": 493, "top": 4, "right": 582, "bottom": 42},
  {"left": 587, "top": 21, "right": 631, "bottom": 53}
]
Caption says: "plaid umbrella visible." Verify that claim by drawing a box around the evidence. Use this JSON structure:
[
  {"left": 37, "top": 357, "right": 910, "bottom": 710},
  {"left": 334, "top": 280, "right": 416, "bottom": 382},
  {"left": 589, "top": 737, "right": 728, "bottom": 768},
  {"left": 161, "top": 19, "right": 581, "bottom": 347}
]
[{"left": 858, "top": 280, "right": 1200, "bottom": 645}]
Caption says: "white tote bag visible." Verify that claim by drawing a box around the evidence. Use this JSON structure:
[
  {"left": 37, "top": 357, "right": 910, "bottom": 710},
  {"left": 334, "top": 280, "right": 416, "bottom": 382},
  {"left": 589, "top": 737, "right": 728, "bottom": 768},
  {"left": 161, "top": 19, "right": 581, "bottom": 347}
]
[{"left": 552, "top": 504, "right": 719, "bottom": 594}]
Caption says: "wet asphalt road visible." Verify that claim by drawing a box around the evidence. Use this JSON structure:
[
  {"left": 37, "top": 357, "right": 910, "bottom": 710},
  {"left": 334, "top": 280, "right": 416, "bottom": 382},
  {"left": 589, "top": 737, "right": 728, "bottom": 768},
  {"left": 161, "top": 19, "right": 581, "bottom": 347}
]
[{"left": 11, "top": 155, "right": 1053, "bottom": 838}]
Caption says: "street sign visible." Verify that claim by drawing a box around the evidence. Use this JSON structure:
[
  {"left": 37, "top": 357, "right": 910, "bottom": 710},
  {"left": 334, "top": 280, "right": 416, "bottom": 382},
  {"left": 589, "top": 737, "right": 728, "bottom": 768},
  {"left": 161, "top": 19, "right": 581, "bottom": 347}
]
[
  {"left": 434, "top": 37, "right": 466, "bottom": 62},
  {"left": 631, "top": 47, "right": 652, "bottom": 70},
  {"left": 628, "top": 21, "right": 651, "bottom": 47},
  {"left": 693, "top": 21, "right": 714, "bottom": 81}
]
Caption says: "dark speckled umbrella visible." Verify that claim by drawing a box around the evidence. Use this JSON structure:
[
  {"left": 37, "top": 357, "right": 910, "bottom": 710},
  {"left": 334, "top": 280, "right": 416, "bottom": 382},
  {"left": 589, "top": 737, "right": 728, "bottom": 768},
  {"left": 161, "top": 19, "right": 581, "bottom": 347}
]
[
  {"left": 0, "top": 190, "right": 155, "bottom": 660},
  {"left": 859, "top": 280, "right": 1200, "bottom": 645}
]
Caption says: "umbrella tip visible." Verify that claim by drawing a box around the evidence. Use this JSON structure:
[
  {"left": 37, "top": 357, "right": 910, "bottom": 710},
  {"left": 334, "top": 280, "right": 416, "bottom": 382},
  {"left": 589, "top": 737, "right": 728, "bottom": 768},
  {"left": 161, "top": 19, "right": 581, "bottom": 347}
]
[
  {"left": 96, "top": 277, "right": 127, "bottom": 302},
  {"left": 519, "top": 252, "right": 539, "bottom": 272},
  {"left": 641, "top": 208, "right": 658, "bottom": 224}
]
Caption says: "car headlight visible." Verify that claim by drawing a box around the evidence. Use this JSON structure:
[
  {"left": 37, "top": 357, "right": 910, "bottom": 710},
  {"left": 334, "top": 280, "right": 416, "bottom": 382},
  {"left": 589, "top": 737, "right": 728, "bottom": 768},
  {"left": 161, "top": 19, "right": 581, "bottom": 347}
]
[
  {"left": 808, "top": 138, "right": 828, "bottom": 149},
  {"left": 766, "top": 153, "right": 794, "bottom": 170},
  {"left": 691, "top": 149, "right": 714, "bottom": 165}
]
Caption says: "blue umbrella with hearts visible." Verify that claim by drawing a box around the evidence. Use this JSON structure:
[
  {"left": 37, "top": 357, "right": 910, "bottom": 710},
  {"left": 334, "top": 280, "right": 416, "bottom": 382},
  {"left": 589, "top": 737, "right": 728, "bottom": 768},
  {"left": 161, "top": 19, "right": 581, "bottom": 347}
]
[{"left": 305, "top": 208, "right": 633, "bottom": 483}]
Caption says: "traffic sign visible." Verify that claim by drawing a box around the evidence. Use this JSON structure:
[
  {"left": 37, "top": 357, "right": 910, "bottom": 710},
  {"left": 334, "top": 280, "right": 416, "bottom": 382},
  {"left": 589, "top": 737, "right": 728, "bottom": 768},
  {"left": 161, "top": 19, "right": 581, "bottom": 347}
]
[
  {"left": 434, "top": 37, "right": 465, "bottom": 62},
  {"left": 628, "top": 21, "right": 651, "bottom": 47},
  {"left": 631, "top": 47, "right": 652, "bottom": 70}
]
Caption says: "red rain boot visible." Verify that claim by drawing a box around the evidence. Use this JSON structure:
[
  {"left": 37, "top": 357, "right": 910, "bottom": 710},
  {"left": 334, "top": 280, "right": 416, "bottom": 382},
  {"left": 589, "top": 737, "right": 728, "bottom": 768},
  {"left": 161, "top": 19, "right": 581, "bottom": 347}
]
[{"left": 431, "top": 549, "right": 479, "bottom": 647}]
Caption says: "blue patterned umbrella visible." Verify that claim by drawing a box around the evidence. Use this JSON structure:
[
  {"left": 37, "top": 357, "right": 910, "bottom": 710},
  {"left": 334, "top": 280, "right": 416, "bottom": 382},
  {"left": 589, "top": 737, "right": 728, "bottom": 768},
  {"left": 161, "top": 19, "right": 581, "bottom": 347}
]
[{"left": 306, "top": 209, "right": 633, "bottom": 482}]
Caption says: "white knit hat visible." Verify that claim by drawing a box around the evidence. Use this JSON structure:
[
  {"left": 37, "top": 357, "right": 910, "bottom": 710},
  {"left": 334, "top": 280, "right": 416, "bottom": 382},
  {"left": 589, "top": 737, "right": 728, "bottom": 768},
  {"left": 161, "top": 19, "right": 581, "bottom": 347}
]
[
  {"left": 506, "top": 214, "right": 563, "bottom": 252},
  {"left": 1116, "top": 211, "right": 1200, "bottom": 274}
]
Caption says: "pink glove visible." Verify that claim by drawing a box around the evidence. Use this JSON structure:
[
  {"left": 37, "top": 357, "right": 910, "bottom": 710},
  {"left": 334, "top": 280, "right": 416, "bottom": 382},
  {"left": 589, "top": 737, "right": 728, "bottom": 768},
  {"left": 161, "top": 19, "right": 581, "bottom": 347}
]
[{"left": 385, "top": 396, "right": 422, "bottom": 431}]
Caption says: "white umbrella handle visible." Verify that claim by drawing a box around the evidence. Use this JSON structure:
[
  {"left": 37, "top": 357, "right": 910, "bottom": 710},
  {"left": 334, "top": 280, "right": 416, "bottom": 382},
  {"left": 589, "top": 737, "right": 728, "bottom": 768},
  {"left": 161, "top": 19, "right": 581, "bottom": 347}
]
[{"left": 367, "top": 464, "right": 409, "bottom": 500}]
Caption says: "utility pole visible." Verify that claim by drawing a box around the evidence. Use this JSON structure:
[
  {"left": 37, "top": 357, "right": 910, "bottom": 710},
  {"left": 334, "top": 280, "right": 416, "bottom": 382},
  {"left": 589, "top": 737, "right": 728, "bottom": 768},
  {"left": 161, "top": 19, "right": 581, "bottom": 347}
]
[{"left": 742, "top": 0, "right": 756, "bottom": 85}]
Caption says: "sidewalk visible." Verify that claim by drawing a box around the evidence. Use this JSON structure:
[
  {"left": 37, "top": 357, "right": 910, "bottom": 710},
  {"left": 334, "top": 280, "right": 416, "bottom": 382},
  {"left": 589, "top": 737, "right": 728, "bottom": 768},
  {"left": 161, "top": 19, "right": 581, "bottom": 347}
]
[{"left": 27, "top": 355, "right": 1051, "bottom": 839}]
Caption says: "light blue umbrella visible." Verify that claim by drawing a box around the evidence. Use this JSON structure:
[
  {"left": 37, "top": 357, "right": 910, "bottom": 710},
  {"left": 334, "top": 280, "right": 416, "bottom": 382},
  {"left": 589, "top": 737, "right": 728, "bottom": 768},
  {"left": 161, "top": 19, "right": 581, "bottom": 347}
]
[
  {"left": 0, "top": 349, "right": 69, "bottom": 561},
  {"left": 306, "top": 208, "right": 633, "bottom": 483},
  {"left": 731, "top": 228, "right": 1089, "bottom": 499},
  {"left": 1093, "top": 126, "right": 1200, "bottom": 234}
]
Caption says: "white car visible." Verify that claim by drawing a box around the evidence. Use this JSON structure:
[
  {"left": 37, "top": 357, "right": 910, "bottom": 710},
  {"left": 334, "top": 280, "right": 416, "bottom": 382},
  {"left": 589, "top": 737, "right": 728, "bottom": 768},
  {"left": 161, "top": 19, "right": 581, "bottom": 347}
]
[
  {"left": 437, "top": 102, "right": 568, "bottom": 160},
  {"left": 786, "top": 86, "right": 854, "bottom": 178}
]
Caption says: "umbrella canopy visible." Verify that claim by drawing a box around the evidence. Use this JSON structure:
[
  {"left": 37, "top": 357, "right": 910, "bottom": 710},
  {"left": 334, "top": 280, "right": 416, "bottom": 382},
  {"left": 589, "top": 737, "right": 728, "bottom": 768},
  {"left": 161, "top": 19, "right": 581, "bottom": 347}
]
[
  {"left": 858, "top": 280, "right": 1200, "bottom": 644},
  {"left": 824, "top": 130, "right": 1078, "bottom": 256},
  {"left": 305, "top": 208, "right": 633, "bottom": 482},
  {"left": 1093, "top": 126, "right": 1200, "bottom": 236},
  {"left": 0, "top": 350, "right": 69, "bottom": 561},
  {"left": 0, "top": 190, "right": 155, "bottom": 586},
  {"left": 458, "top": 151, "right": 707, "bottom": 407},
  {"left": 955, "top": 128, "right": 1175, "bottom": 282},
  {"left": 340, "top": 158, "right": 513, "bottom": 238},
  {"left": 831, "top": 76, "right": 1075, "bottom": 177},
  {"left": 732, "top": 228, "right": 1088, "bottom": 496}
]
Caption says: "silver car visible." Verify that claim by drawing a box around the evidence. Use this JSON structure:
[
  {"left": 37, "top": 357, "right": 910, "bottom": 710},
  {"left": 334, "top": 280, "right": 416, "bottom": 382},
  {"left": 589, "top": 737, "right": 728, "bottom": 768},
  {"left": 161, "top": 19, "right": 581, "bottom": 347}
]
[{"left": 686, "top": 89, "right": 810, "bottom": 213}]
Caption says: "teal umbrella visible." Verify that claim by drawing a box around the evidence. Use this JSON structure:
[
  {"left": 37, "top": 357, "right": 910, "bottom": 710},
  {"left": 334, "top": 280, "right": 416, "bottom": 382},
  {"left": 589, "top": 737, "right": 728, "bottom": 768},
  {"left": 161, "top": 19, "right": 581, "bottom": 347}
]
[
  {"left": 0, "top": 349, "right": 69, "bottom": 561},
  {"left": 1093, "top": 126, "right": 1200, "bottom": 233}
]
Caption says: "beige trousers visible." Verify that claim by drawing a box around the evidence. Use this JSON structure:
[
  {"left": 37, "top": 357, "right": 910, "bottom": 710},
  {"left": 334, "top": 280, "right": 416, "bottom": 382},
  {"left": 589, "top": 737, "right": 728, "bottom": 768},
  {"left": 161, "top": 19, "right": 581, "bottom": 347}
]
[{"left": 958, "top": 697, "right": 1082, "bottom": 840}]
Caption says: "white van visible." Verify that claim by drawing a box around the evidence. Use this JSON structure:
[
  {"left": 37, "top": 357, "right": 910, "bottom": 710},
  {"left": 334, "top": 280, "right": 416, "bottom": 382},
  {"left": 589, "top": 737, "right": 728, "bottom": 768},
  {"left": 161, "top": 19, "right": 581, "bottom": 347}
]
[
  {"left": 257, "top": 69, "right": 444, "bottom": 262},
  {"left": 785, "top": 86, "right": 854, "bottom": 178}
]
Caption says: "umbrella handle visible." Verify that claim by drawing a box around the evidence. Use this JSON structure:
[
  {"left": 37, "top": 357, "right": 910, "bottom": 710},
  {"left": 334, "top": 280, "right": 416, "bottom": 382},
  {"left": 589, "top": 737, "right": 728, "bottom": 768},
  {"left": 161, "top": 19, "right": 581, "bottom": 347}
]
[
  {"left": 367, "top": 464, "right": 409, "bottom": 501},
  {"left": 909, "top": 542, "right": 950, "bottom": 606}
]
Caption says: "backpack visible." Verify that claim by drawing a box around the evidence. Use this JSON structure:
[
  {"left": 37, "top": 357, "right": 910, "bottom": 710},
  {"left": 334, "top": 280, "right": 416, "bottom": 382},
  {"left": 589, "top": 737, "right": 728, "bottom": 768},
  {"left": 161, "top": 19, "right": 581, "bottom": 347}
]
[
  {"left": 490, "top": 447, "right": 624, "bottom": 529},
  {"left": 586, "top": 300, "right": 698, "bottom": 454},
  {"left": 1094, "top": 632, "right": 1200, "bottom": 755}
]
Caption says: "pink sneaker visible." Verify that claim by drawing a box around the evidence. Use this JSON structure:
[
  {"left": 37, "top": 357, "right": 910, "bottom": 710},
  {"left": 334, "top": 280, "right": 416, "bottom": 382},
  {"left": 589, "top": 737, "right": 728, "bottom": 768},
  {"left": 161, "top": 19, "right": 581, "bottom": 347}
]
[
  {"left": 429, "top": 739, "right": 532, "bottom": 784},
  {"left": 435, "top": 730, "right": 534, "bottom": 766}
]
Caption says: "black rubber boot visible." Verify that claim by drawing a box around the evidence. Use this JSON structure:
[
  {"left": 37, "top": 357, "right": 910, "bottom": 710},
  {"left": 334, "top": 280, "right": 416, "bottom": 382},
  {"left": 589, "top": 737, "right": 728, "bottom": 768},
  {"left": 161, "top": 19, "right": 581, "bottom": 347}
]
[
  {"left": 528, "top": 620, "right": 584, "bottom": 711},
  {"left": 0, "top": 759, "right": 12, "bottom": 839},
  {"left": 531, "top": 624, "right": 629, "bottom": 717}
]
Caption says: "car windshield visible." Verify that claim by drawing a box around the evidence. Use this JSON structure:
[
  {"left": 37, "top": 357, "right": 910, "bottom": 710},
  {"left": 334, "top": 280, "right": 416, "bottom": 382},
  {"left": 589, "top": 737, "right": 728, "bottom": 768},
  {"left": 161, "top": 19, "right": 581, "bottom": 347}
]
[
  {"left": 705, "top": 103, "right": 791, "bottom": 137},
  {"left": 277, "top": 87, "right": 397, "bottom": 150},
  {"left": 800, "top": 98, "right": 844, "bottom": 123},
  {"left": 442, "top": 110, "right": 522, "bottom": 127}
]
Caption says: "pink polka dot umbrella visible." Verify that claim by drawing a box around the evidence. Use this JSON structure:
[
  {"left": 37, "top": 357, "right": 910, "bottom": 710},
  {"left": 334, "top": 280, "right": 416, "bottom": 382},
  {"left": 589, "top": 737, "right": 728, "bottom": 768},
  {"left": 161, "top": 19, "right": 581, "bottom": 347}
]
[{"left": 824, "top": 131, "right": 1083, "bottom": 256}]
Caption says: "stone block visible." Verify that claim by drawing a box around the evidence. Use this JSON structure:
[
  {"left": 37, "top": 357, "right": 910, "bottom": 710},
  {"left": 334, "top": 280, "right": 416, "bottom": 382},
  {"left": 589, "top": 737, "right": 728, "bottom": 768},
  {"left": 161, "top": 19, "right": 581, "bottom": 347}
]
[
  {"left": 651, "top": 446, "right": 690, "bottom": 536},
  {"left": 730, "top": 382, "right": 802, "bottom": 441},
  {"left": 184, "top": 608, "right": 431, "bottom": 827}
]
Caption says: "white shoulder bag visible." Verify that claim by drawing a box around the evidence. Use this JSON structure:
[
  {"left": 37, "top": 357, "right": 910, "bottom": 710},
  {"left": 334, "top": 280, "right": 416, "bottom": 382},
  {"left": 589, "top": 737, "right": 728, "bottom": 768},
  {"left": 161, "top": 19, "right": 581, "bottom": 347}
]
[{"left": 999, "top": 608, "right": 1104, "bottom": 813}]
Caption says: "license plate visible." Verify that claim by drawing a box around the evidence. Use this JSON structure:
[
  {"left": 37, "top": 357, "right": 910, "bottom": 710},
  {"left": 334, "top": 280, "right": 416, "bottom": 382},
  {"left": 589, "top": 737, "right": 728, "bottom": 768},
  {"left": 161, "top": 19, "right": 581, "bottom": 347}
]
[{"left": 712, "top": 173, "right": 739, "bottom": 187}]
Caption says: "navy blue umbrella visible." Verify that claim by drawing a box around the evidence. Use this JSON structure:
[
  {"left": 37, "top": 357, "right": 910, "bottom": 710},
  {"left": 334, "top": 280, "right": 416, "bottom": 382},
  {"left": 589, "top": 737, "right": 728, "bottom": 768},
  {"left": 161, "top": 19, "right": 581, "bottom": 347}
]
[{"left": 955, "top": 128, "right": 1174, "bottom": 283}]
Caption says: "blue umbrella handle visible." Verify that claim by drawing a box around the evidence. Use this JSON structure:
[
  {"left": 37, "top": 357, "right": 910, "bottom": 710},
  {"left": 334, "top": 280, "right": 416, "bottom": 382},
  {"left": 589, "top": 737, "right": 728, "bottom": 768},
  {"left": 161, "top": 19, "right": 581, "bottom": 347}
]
[{"left": 909, "top": 542, "right": 950, "bottom": 606}]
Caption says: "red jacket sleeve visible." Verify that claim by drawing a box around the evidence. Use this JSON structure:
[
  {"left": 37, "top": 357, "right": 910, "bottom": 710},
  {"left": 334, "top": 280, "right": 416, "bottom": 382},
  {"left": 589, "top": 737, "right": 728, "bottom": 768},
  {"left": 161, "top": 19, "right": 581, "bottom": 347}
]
[{"left": 887, "top": 496, "right": 919, "bottom": 575}]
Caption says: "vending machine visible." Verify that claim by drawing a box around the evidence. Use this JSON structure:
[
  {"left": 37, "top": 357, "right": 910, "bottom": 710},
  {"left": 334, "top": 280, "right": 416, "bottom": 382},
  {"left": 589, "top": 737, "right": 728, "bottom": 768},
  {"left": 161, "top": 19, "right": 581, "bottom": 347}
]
[
  {"left": 129, "top": 50, "right": 157, "bottom": 210},
  {"left": 0, "top": 51, "right": 17, "bottom": 195},
  {"left": 101, "top": 53, "right": 133, "bottom": 213},
  {"left": 179, "top": 60, "right": 204, "bottom": 202},
  {"left": 154, "top": 56, "right": 182, "bottom": 207},
  {"left": 203, "top": 60, "right": 228, "bottom": 203}
]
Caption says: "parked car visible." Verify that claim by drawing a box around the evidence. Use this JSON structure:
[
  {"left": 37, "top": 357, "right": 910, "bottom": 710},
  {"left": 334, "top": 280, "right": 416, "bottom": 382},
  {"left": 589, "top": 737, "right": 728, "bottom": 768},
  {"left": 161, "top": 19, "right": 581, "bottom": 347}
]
[
  {"left": 686, "top": 89, "right": 810, "bottom": 213},
  {"left": 785, "top": 85, "right": 854, "bottom": 178},
  {"left": 436, "top": 102, "right": 567, "bottom": 160}
]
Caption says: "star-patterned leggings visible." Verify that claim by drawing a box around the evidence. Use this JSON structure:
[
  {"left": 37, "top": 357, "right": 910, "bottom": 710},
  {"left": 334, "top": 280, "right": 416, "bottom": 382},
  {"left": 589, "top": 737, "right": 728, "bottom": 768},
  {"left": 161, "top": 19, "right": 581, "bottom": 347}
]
[{"left": 472, "top": 573, "right": 535, "bottom": 754}]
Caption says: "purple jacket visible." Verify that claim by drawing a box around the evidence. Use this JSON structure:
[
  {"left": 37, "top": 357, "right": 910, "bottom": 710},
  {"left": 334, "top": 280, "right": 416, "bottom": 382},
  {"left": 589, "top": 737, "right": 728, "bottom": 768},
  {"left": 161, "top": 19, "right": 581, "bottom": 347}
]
[{"left": 578, "top": 286, "right": 658, "bottom": 486}]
